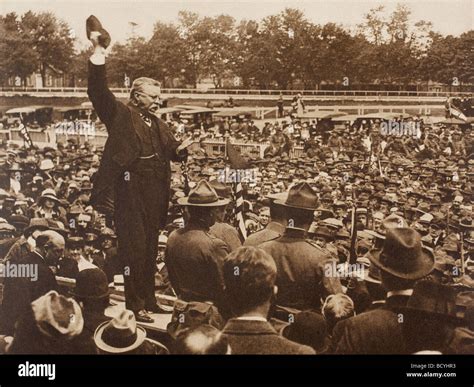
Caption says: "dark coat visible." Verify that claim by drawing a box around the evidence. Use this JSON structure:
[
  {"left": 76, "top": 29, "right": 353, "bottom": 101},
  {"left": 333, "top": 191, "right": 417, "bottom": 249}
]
[
  {"left": 0, "top": 251, "right": 58, "bottom": 335},
  {"left": 222, "top": 318, "right": 315, "bottom": 354},
  {"left": 87, "top": 61, "right": 185, "bottom": 218},
  {"left": 165, "top": 224, "right": 229, "bottom": 306},
  {"left": 260, "top": 228, "right": 342, "bottom": 310},
  {"left": 331, "top": 295, "right": 410, "bottom": 354}
]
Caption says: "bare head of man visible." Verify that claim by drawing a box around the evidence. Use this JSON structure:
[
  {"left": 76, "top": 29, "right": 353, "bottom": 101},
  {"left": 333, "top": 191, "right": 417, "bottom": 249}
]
[{"left": 36, "top": 230, "right": 66, "bottom": 265}]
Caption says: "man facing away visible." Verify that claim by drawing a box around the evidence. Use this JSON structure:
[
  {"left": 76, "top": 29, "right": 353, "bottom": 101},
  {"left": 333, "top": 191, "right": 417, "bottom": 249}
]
[
  {"left": 221, "top": 246, "right": 315, "bottom": 354},
  {"left": 260, "top": 183, "right": 342, "bottom": 310}
]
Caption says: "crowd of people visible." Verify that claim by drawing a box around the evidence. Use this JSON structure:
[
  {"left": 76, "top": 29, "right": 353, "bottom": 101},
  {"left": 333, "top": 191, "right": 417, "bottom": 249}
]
[{"left": 0, "top": 106, "right": 473, "bottom": 355}]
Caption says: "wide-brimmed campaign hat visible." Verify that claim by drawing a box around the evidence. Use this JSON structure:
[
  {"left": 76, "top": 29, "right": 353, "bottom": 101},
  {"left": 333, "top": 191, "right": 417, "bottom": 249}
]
[
  {"left": 209, "top": 180, "right": 232, "bottom": 199},
  {"left": 177, "top": 180, "right": 230, "bottom": 207},
  {"left": 369, "top": 228, "right": 434, "bottom": 280},
  {"left": 275, "top": 182, "right": 319, "bottom": 210},
  {"left": 266, "top": 192, "right": 288, "bottom": 202},
  {"left": 94, "top": 310, "right": 146, "bottom": 354},
  {"left": 86, "top": 15, "right": 111, "bottom": 49}
]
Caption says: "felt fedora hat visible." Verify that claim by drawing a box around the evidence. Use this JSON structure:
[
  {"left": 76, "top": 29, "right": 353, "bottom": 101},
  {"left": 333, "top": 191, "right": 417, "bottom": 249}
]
[
  {"left": 275, "top": 182, "right": 319, "bottom": 210},
  {"left": 94, "top": 310, "right": 146, "bottom": 354},
  {"left": 177, "top": 180, "right": 230, "bottom": 207},
  {"left": 400, "top": 280, "right": 460, "bottom": 324},
  {"left": 86, "top": 15, "right": 111, "bottom": 49},
  {"left": 69, "top": 268, "right": 110, "bottom": 300},
  {"left": 369, "top": 227, "right": 434, "bottom": 280}
]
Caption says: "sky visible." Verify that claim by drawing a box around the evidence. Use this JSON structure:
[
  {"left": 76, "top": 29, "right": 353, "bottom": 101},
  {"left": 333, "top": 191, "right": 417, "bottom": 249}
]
[{"left": 1, "top": 0, "right": 473, "bottom": 49}]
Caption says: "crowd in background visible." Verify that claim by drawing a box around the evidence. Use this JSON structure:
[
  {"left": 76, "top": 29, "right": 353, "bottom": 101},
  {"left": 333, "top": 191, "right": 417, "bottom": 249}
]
[{"left": 0, "top": 110, "right": 472, "bottom": 355}]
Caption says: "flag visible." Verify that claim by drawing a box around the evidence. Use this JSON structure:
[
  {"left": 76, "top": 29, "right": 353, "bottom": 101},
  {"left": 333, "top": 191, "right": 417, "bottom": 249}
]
[
  {"left": 449, "top": 103, "right": 467, "bottom": 122},
  {"left": 226, "top": 139, "right": 249, "bottom": 240},
  {"left": 18, "top": 117, "right": 34, "bottom": 149}
]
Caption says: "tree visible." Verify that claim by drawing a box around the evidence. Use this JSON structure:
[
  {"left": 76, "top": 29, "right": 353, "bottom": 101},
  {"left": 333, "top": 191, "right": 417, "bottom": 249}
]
[
  {"left": 147, "top": 22, "right": 187, "bottom": 87},
  {"left": 69, "top": 48, "right": 93, "bottom": 87},
  {"left": 358, "top": 5, "right": 386, "bottom": 45},
  {"left": 107, "top": 37, "right": 149, "bottom": 87},
  {"left": 20, "top": 11, "right": 75, "bottom": 86},
  {"left": 0, "top": 13, "right": 38, "bottom": 86}
]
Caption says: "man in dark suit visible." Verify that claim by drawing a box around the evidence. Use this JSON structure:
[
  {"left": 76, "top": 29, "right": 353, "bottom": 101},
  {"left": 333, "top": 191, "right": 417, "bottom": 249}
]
[
  {"left": 0, "top": 230, "right": 63, "bottom": 335},
  {"left": 221, "top": 246, "right": 314, "bottom": 354},
  {"left": 332, "top": 227, "right": 435, "bottom": 354},
  {"left": 260, "top": 183, "right": 342, "bottom": 310},
  {"left": 86, "top": 23, "right": 187, "bottom": 322},
  {"left": 165, "top": 180, "right": 230, "bottom": 308}
]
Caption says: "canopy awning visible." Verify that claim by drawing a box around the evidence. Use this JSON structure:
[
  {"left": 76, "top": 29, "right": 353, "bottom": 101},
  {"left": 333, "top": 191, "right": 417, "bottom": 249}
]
[{"left": 297, "top": 111, "right": 347, "bottom": 119}]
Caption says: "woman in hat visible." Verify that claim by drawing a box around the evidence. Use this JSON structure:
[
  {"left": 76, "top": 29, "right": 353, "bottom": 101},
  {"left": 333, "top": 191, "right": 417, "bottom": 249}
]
[{"left": 31, "top": 188, "right": 67, "bottom": 225}]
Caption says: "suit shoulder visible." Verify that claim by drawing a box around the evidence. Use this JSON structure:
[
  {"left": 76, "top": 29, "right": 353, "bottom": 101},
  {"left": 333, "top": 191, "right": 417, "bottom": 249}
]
[{"left": 277, "top": 336, "right": 316, "bottom": 354}]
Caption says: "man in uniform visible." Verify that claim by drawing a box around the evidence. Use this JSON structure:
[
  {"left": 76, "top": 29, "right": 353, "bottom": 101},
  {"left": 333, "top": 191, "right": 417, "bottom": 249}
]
[
  {"left": 86, "top": 17, "right": 188, "bottom": 322},
  {"left": 244, "top": 192, "right": 287, "bottom": 247},
  {"left": 165, "top": 180, "right": 230, "bottom": 309},
  {"left": 260, "top": 183, "right": 342, "bottom": 310},
  {"left": 209, "top": 180, "right": 242, "bottom": 251}
]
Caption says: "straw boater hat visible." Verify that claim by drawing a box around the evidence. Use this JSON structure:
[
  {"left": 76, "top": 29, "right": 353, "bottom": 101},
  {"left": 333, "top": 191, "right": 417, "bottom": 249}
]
[
  {"left": 39, "top": 189, "right": 60, "bottom": 205},
  {"left": 94, "top": 310, "right": 147, "bottom": 354},
  {"left": 177, "top": 180, "right": 230, "bottom": 207}
]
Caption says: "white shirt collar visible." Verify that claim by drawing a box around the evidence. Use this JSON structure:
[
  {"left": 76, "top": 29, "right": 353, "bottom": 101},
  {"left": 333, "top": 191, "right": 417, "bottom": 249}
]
[
  {"left": 236, "top": 316, "right": 267, "bottom": 322},
  {"left": 387, "top": 289, "right": 413, "bottom": 298}
]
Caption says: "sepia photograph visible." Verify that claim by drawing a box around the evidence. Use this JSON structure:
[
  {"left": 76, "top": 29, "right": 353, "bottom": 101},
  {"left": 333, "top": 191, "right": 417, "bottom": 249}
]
[{"left": 0, "top": 0, "right": 472, "bottom": 384}]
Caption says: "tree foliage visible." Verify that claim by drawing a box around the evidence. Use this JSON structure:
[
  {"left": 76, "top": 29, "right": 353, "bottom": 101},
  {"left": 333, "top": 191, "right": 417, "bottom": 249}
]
[{"left": 1, "top": 5, "right": 473, "bottom": 88}]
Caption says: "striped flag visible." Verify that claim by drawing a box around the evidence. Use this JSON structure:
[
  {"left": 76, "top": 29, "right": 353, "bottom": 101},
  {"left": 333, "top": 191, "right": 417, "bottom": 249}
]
[
  {"left": 226, "top": 138, "right": 249, "bottom": 241},
  {"left": 449, "top": 103, "right": 468, "bottom": 122},
  {"left": 18, "top": 116, "right": 34, "bottom": 149}
]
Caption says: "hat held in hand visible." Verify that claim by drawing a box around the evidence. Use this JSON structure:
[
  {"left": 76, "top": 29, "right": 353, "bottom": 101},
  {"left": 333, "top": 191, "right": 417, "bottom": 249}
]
[{"left": 86, "top": 15, "right": 111, "bottom": 49}]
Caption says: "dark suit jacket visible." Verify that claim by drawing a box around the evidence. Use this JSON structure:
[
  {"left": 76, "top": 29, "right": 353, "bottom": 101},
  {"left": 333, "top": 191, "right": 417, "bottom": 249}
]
[
  {"left": 1, "top": 251, "right": 58, "bottom": 335},
  {"left": 331, "top": 295, "right": 410, "bottom": 354},
  {"left": 87, "top": 61, "right": 185, "bottom": 217},
  {"left": 222, "top": 318, "right": 315, "bottom": 354}
]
